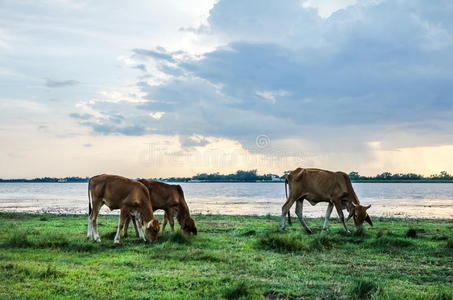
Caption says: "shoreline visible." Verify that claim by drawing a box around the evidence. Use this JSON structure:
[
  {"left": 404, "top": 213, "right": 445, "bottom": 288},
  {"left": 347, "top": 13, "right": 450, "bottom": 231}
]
[
  {"left": 2, "top": 180, "right": 453, "bottom": 183},
  {"left": 1, "top": 211, "right": 452, "bottom": 221}
]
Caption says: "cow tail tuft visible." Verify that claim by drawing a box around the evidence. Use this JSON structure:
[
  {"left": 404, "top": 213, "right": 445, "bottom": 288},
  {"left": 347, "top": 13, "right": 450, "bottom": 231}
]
[{"left": 285, "top": 178, "right": 288, "bottom": 199}]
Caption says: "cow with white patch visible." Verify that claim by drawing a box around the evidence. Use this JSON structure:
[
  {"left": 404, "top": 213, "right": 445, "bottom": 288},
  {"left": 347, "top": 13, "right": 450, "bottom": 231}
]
[
  {"left": 281, "top": 168, "right": 373, "bottom": 233},
  {"left": 87, "top": 174, "right": 160, "bottom": 243}
]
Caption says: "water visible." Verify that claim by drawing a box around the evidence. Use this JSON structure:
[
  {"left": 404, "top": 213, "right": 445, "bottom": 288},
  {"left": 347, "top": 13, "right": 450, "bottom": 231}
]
[{"left": 0, "top": 182, "right": 452, "bottom": 218}]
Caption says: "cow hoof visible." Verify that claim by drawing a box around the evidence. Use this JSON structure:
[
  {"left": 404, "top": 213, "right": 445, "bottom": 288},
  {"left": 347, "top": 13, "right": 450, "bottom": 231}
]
[
  {"left": 95, "top": 238, "right": 101, "bottom": 243},
  {"left": 114, "top": 240, "right": 120, "bottom": 244},
  {"left": 305, "top": 229, "right": 313, "bottom": 234}
]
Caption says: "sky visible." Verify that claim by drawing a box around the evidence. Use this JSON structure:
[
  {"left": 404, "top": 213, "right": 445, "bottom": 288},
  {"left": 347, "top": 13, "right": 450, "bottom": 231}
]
[{"left": 1, "top": 0, "right": 452, "bottom": 178}]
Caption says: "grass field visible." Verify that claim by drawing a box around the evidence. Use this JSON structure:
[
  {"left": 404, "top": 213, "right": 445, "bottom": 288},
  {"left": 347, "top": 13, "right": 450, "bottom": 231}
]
[{"left": 0, "top": 213, "right": 452, "bottom": 299}]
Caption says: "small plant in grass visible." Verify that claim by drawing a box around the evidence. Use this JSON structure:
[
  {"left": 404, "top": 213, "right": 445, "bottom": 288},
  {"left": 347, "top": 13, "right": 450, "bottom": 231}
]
[
  {"left": 432, "top": 290, "right": 453, "bottom": 300},
  {"left": 353, "top": 226, "right": 367, "bottom": 237},
  {"left": 406, "top": 228, "right": 418, "bottom": 238},
  {"left": 376, "top": 229, "right": 385, "bottom": 238},
  {"left": 371, "top": 236, "right": 413, "bottom": 249},
  {"left": 39, "top": 264, "right": 62, "bottom": 279},
  {"left": 446, "top": 238, "right": 453, "bottom": 249},
  {"left": 310, "top": 234, "right": 336, "bottom": 250},
  {"left": 259, "top": 232, "right": 307, "bottom": 252},
  {"left": 349, "top": 278, "right": 378, "bottom": 300},
  {"left": 318, "top": 285, "right": 342, "bottom": 300},
  {"left": 240, "top": 230, "right": 257, "bottom": 236},
  {"left": 168, "top": 231, "right": 192, "bottom": 244},
  {"left": 3, "top": 231, "right": 32, "bottom": 248},
  {"left": 224, "top": 282, "right": 259, "bottom": 300}
]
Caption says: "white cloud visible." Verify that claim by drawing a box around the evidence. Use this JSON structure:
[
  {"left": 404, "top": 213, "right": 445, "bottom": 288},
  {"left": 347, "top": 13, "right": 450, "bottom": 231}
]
[
  {"left": 256, "top": 90, "right": 289, "bottom": 104},
  {"left": 303, "top": 0, "right": 358, "bottom": 18},
  {"left": 149, "top": 112, "right": 165, "bottom": 120}
]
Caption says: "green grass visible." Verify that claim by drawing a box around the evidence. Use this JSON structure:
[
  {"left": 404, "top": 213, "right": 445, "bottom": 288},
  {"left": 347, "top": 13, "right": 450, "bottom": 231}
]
[{"left": 0, "top": 213, "right": 452, "bottom": 299}]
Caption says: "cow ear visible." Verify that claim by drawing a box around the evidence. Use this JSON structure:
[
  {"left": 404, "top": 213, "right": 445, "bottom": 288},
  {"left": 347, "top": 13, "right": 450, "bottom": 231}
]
[
  {"left": 365, "top": 215, "right": 373, "bottom": 227},
  {"left": 365, "top": 204, "right": 371, "bottom": 210}
]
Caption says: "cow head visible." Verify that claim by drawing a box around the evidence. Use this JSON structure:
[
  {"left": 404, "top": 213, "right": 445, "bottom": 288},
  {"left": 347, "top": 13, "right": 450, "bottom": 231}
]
[
  {"left": 182, "top": 217, "right": 197, "bottom": 235},
  {"left": 347, "top": 203, "right": 373, "bottom": 227},
  {"left": 145, "top": 219, "right": 160, "bottom": 241}
]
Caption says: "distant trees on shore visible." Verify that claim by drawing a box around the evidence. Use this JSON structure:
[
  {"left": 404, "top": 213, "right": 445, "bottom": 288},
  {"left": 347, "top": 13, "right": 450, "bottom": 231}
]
[
  {"left": 164, "top": 170, "right": 281, "bottom": 182},
  {"left": 348, "top": 171, "right": 453, "bottom": 182},
  {"left": 1, "top": 170, "right": 452, "bottom": 183},
  {"left": 0, "top": 177, "right": 89, "bottom": 183}
]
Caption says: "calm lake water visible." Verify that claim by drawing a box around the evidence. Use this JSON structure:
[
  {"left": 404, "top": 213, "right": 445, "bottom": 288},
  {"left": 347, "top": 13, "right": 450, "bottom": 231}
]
[{"left": 0, "top": 182, "right": 452, "bottom": 218}]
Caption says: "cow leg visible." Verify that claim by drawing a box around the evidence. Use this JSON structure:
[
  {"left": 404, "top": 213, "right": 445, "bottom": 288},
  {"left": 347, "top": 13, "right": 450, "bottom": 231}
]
[
  {"left": 322, "top": 203, "right": 334, "bottom": 231},
  {"left": 166, "top": 209, "right": 175, "bottom": 232},
  {"left": 131, "top": 216, "right": 140, "bottom": 238},
  {"left": 134, "top": 216, "right": 146, "bottom": 241},
  {"left": 169, "top": 215, "right": 175, "bottom": 233},
  {"left": 162, "top": 212, "right": 168, "bottom": 232},
  {"left": 89, "top": 198, "right": 103, "bottom": 242},
  {"left": 86, "top": 215, "right": 92, "bottom": 240},
  {"left": 295, "top": 200, "right": 312, "bottom": 234},
  {"left": 114, "top": 210, "right": 127, "bottom": 244},
  {"left": 123, "top": 215, "right": 130, "bottom": 238},
  {"left": 333, "top": 200, "right": 350, "bottom": 233},
  {"left": 280, "top": 196, "right": 297, "bottom": 229}
]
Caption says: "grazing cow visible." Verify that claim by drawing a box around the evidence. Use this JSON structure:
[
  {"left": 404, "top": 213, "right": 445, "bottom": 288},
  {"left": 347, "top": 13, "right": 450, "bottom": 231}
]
[
  {"left": 124, "top": 180, "right": 197, "bottom": 236},
  {"left": 281, "top": 168, "right": 372, "bottom": 233},
  {"left": 87, "top": 174, "right": 160, "bottom": 243}
]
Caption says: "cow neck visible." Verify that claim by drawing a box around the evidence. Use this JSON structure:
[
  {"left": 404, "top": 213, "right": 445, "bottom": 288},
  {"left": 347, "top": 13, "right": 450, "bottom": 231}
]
[
  {"left": 176, "top": 204, "right": 190, "bottom": 224},
  {"left": 138, "top": 202, "right": 155, "bottom": 223}
]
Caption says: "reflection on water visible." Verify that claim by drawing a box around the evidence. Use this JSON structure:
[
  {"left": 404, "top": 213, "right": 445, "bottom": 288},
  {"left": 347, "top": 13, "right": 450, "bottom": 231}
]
[{"left": 0, "top": 182, "right": 452, "bottom": 218}]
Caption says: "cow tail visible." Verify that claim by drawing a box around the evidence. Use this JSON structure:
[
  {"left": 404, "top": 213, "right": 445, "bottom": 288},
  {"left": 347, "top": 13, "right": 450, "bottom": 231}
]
[
  {"left": 88, "top": 177, "right": 92, "bottom": 216},
  {"left": 285, "top": 178, "right": 288, "bottom": 199},
  {"left": 285, "top": 178, "right": 292, "bottom": 225}
]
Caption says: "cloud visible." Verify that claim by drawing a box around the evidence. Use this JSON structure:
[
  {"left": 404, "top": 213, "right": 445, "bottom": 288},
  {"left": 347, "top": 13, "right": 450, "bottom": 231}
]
[
  {"left": 69, "top": 113, "right": 92, "bottom": 120},
  {"left": 132, "top": 48, "right": 174, "bottom": 62},
  {"left": 75, "top": 0, "right": 453, "bottom": 155},
  {"left": 45, "top": 78, "right": 79, "bottom": 88},
  {"left": 81, "top": 122, "right": 146, "bottom": 136},
  {"left": 180, "top": 135, "right": 210, "bottom": 148},
  {"left": 132, "top": 64, "right": 147, "bottom": 72}
]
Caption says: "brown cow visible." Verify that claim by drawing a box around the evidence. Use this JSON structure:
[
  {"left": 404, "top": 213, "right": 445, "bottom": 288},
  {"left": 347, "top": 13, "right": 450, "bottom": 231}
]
[
  {"left": 124, "top": 180, "right": 197, "bottom": 236},
  {"left": 281, "top": 168, "right": 372, "bottom": 233},
  {"left": 87, "top": 174, "right": 160, "bottom": 243}
]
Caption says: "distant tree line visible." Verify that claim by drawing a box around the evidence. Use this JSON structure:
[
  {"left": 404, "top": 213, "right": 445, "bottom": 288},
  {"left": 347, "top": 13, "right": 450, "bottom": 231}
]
[
  {"left": 161, "top": 170, "right": 453, "bottom": 183},
  {"left": 1, "top": 171, "right": 453, "bottom": 183},
  {"left": 0, "top": 177, "right": 89, "bottom": 183},
  {"left": 348, "top": 171, "right": 453, "bottom": 182},
  {"left": 164, "top": 170, "right": 281, "bottom": 182}
]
